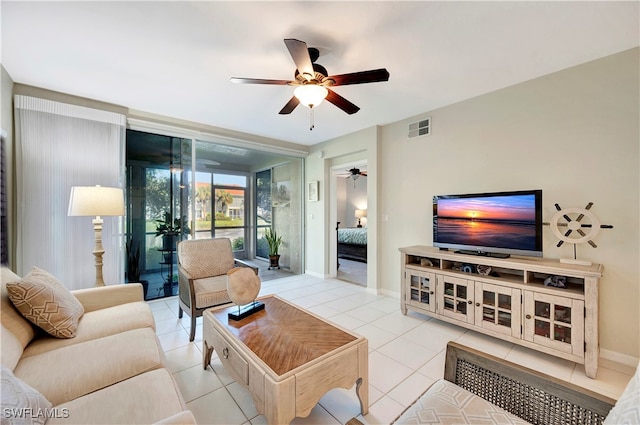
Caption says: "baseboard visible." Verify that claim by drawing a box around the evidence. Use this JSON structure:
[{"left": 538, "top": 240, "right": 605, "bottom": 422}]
[
  {"left": 600, "top": 348, "right": 639, "bottom": 374},
  {"left": 381, "top": 288, "right": 400, "bottom": 299},
  {"left": 304, "top": 270, "right": 328, "bottom": 279}
]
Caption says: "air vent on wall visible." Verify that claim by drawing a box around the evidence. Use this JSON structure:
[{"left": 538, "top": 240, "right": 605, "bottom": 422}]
[{"left": 408, "top": 118, "right": 430, "bottom": 139}]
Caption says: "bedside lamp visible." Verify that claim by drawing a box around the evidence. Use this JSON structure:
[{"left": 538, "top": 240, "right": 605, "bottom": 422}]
[
  {"left": 68, "top": 185, "right": 125, "bottom": 286},
  {"left": 355, "top": 209, "right": 366, "bottom": 228}
]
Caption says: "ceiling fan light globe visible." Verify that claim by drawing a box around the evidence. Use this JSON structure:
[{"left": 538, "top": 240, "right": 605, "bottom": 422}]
[{"left": 294, "top": 85, "right": 328, "bottom": 108}]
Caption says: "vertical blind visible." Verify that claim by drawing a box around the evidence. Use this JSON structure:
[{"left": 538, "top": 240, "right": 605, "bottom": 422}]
[{"left": 14, "top": 95, "right": 125, "bottom": 289}]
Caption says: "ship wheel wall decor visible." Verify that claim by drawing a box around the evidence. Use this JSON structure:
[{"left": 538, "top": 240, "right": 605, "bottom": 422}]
[{"left": 545, "top": 202, "right": 613, "bottom": 266}]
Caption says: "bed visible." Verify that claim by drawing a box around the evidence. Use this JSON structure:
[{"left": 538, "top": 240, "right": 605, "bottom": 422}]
[{"left": 337, "top": 226, "right": 367, "bottom": 264}]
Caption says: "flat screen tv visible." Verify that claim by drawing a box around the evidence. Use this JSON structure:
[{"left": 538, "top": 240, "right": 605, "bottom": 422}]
[{"left": 433, "top": 189, "right": 543, "bottom": 258}]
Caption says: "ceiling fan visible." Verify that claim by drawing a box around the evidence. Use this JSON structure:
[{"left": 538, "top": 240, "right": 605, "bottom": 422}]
[
  {"left": 338, "top": 167, "right": 367, "bottom": 188},
  {"left": 337, "top": 167, "right": 367, "bottom": 180},
  {"left": 230, "top": 39, "right": 390, "bottom": 128}
]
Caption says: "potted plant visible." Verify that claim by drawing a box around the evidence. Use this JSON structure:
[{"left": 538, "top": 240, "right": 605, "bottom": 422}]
[
  {"left": 126, "top": 238, "right": 148, "bottom": 300},
  {"left": 264, "top": 227, "right": 283, "bottom": 270},
  {"left": 155, "top": 211, "right": 190, "bottom": 254}
]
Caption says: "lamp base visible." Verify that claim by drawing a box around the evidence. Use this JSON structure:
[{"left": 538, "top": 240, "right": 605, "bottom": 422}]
[
  {"left": 92, "top": 216, "right": 106, "bottom": 286},
  {"left": 228, "top": 301, "right": 265, "bottom": 321}
]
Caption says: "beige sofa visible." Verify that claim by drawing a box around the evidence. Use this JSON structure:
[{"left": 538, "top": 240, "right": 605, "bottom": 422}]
[{"left": 1, "top": 267, "right": 196, "bottom": 424}]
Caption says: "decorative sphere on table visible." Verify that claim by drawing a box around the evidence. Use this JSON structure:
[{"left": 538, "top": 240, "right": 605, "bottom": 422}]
[{"left": 227, "top": 267, "right": 261, "bottom": 306}]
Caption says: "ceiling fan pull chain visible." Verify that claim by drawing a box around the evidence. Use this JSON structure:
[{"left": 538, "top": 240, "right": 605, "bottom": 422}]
[{"left": 309, "top": 107, "right": 315, "bottom": 131}]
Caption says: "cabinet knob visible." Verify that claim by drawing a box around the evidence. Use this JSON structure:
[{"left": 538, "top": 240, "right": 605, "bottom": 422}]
[
  {"left": 430, "top": 291, "right": 434, "bottom": 295},
  {"left": 526, "top": 314, "right": 532, "bottom": 320},
  {"left": 467, "top": 300, "right": 472, "bottom": 304},
  {"left": 476, "top": 303, "right": 480, "bottom": 307},
  {"left": 222, "top": 347, "right": 229, "bottom": 359}
]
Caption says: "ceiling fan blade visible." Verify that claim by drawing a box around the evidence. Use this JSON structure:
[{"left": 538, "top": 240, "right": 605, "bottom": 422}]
[
  {"left": 325, "top": 68, "right": 390, "bottom": 86},
  {"left": 326, "top": 89, "right": 360, "bottom": 115},
  {"left": 284, "top": 39, "right": 315, "bottom": 81},
  {"left": 279, "top": 96, "right": 300, "bottom": 115},
  {"left": 230, "top": 77, "right": 294, "bottom": 85}
]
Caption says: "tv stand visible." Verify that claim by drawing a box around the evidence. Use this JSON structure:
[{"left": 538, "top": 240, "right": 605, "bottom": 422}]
[
  {"left": 455, "top": 250, "right": 510, "bottom": 259},
  {"left": 399, "top": 245, "right": 603, "bottom": 378}
]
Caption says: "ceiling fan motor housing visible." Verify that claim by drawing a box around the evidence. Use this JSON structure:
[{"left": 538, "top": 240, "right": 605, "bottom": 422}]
[{"left": 295, "top": 63, "right": 329, "bottom": 85}]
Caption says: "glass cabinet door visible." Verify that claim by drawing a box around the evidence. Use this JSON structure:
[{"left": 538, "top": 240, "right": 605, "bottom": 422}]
[
  {"left": 474, "top": 283, "right": 521, "bottom": 337},
  {"left": 405, "top": 269, "right": 436, "bottom": 313},
  {"left": 437, "top": 275, "right": 474, "bottom": 324},
  {"left": 523, "top": 291, "right": 584, "bottom": 357}
]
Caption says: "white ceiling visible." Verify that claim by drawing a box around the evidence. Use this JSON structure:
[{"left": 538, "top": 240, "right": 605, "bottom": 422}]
[{"left": 2, "top": 1, "right": 638, "bottom": 147}]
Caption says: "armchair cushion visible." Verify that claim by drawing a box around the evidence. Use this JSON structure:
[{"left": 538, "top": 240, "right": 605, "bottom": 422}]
[
  {"left": 194, "top": 275, "right": 231, "bottom": 309},
  {"left": 395, "top": 379, "right": 530, "bottom": 424},
  {"left": 603, "top": 362, "right": 640, "bottom": 424},
  {"left": 6, "top": 267, "right": 84, "bottom": 339},
  {"left": 177, "top": 238, "right": 235, "bottom": 279}
]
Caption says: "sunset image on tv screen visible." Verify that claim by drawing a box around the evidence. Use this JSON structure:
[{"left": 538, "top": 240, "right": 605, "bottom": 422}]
[{"left": 435, "top": 194, "right": 537, "bottom": 251}]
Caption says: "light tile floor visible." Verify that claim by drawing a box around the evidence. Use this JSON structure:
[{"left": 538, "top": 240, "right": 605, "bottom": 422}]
[
  {"left": 337, "top": 259, "right": 367, "bottom": 287},
  {"left": 149, "top": 274, "right": 632, "bottom": 425}
]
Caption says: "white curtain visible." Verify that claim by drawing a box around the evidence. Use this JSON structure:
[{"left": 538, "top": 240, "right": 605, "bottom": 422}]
[{"left": 14, "top": 95, "right": 125, "bottom": 289}]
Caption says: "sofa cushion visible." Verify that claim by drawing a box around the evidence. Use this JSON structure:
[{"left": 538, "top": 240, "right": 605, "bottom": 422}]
[
  {"left": 1, "top": 324, "right": 26, "bottom": 371},
  {"left": 394, "top": 379, "right": 530, "bottom": 424},
  {"left": 1, "top": 365, "right": 52, "bottom": 425},
  {"left": 47, "top": 369, "right": 188, "bottom": 425},
  {"left": 14, "top": 327, "right": 165, "bottom": 406},
  {"left": 22, "top": 301, "right": 155, "bottom": 358},
  {"left": 6, "top": 267, "right": 84, "bottom": 338},
  {"left": 1, "top": 268, "right": 36, "bottom": 349}
]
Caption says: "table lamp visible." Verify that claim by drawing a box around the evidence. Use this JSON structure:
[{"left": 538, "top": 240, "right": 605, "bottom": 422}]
[
  {"left": 68, "top": 185, "right": 125, "bottom": 286},
  {"left": 355, "top": 209, "right": 366, "bottom": 228}
]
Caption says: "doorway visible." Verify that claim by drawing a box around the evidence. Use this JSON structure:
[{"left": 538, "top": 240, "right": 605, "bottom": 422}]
[{"left": 334, "top": 163, "right": 368, "bottom": 286}]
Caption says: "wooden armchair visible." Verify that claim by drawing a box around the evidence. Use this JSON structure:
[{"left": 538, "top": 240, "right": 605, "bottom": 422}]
[{"left": 177, "top": 238, "right": 258, "bottom": 341}]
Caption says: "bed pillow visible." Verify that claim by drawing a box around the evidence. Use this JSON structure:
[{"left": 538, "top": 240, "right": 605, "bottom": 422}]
[
  {"left": 1, "top": 365, "right": 52, "bottom": 425},
  {"left": 6, "top": 267, "right": 84, "bottom": 338}
]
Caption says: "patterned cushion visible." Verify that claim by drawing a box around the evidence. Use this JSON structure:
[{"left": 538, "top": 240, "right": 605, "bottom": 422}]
[
  {"left": 394, "top": 379, "right": 530, "bottom": 424},
  {"left": 6, "top": 267, "right": 85, "bottom": 339},
  {"left": 177, "top": 238, "right": 235, "bottom": 279},
  {"left": 603, "top": 362, "right": 640, "bottom": 424},
  {"left": 1, "top": 365, "right": 52, "bottom": 425}
]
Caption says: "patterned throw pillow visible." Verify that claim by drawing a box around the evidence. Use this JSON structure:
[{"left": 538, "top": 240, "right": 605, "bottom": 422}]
[
  {"left": 6, "top": 267, "right": 84, "bottom": 338},
  {"left": 1, "top": 365, "right": 52, "bottom": 425}
]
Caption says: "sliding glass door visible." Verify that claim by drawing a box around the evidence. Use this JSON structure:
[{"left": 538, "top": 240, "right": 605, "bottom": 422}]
[
  {"left": 126, "top": 130, "right": 191, "bottom": 300},
  {"left": 126, "top": 129, "right": 305, "bottom": 297}
]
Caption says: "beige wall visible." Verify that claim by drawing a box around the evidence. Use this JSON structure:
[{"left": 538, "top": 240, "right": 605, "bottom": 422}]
[
  {"left": 306, "top": 126, "right": 380, "bottom": 289},
  {"left": 306, "top": 48, "right": 640, "bottom": 363}
]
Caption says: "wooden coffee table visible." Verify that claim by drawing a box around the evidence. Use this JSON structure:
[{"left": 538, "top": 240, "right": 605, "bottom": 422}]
[{"left": 203, "top": 295, "right": 368, "bottom": 425}]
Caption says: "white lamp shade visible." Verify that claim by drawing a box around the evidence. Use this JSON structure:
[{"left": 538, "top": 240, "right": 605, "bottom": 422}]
[
  {"left": 355, "top": 209, "right": 367, "bottom": 218},
  {"left": 294, "top": 85, "right": 329, "bottom": 108},
  {"left": 68, "top": 186, "right": 125, "bottom": 217}
]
